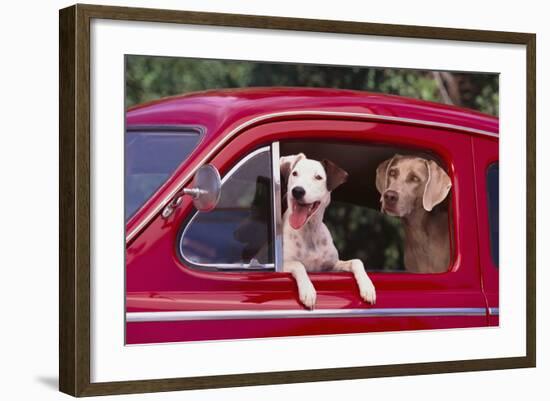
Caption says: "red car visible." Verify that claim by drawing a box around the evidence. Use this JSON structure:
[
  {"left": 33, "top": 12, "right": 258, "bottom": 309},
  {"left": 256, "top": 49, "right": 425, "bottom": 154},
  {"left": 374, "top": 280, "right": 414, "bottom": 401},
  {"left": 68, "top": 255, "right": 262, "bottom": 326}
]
[{"left": 125, "top": 87, "right": 499, "bottom": 344}]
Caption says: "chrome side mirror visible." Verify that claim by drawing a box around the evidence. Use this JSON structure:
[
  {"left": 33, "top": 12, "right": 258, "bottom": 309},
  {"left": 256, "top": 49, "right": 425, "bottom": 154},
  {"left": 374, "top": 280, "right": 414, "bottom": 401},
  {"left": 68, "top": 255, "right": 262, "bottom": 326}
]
[
  {"left": 162, "top": 164, "right": 221, "bottom": 218},
  {"left": 187, "top": 164, "right": 221, "bottom": 211}
]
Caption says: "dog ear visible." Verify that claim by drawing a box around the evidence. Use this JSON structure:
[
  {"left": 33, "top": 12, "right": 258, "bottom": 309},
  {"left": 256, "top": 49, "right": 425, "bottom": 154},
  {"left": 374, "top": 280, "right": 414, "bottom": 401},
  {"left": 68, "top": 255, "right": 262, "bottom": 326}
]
[
  {"left": 422, "top": 160, "right": 452, "bottom": 211},
  {"left": 279, "top": 153, "right": 305, "bottom": 180},
  {"left": 321, "top": 159, "right": 348, "bottom": 191},
  {"left": 375, "top": 155, "right": 398, "bottom": 194}
]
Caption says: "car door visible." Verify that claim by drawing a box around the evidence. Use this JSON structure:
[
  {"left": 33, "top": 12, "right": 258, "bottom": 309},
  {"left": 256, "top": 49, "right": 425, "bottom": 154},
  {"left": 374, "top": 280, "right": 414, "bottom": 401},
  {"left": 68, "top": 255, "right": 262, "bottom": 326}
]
[
  {"left": 472, "top": 135, "right": 499, "bottom": 326},
  {"left": 126, "top": 116, "right": 489, "bottom": 344}
]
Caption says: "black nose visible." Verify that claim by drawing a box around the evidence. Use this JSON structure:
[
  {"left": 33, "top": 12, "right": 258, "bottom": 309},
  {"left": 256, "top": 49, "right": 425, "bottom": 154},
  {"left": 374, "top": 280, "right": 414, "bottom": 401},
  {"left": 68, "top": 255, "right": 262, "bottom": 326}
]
[
  {"left": 384, "top": 190, "right": 399, "bottom": 205},
  {"left": 292, "top": 186, "right": 306, "bottom": 200}
]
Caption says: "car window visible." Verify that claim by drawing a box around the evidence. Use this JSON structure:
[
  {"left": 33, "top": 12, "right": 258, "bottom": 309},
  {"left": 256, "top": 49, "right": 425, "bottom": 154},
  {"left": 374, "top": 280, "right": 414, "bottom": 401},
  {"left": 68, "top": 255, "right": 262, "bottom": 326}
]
[
  {"left": 280, "top": 140, "right": 453, "bottom": 273},
  {"left": 487, "top": 162, "right": 499, "bottom": 267},
  {"left": 179, "top": 147, "right": 275, "bottom": 270},
  {"left": 125, "top": 128, "right": 201, "bottom": 220}
]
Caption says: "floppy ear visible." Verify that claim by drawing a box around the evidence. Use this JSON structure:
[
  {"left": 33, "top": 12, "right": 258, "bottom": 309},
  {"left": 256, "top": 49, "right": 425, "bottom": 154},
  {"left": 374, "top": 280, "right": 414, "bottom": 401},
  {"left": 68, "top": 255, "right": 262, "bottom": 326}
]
[
  {"left": 321, "top": 159, "right": 348, "bottom": 191},
  {"left": 422, "top": 160, "right": 452, "bottom": 212},
  {"left": 279, "top": 153, "right": 305, "bottom": 180},
  {"left": 375, "top": 155, "right": 397, "bottom": 194}
]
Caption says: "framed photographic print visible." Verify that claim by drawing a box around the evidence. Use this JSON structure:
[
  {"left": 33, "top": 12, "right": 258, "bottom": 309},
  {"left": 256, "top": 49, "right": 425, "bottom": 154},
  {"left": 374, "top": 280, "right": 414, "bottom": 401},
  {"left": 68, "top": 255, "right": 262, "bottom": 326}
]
[{"left": 59, "top": 3, "right": 536, "bottom": 397}]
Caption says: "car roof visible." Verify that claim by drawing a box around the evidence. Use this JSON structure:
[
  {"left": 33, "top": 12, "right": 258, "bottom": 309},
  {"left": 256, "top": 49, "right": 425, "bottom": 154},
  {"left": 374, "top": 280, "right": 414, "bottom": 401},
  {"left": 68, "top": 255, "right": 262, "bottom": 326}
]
[{"left": 126, "top": 87, "right": 499, "bottom": 137}]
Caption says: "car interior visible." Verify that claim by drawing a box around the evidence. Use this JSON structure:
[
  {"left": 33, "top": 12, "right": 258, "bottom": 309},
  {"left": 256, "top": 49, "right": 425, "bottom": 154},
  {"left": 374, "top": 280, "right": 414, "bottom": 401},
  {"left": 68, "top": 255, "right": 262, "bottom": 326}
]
[{"left": 280, "top": 140, "right": 451, "bottom": 271}]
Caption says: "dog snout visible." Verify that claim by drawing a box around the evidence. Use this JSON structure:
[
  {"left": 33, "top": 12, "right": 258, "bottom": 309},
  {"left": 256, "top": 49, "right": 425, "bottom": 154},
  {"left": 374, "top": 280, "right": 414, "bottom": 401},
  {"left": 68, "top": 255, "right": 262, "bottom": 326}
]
[
  {"left": 383, "top": 190, "right": 399, "bottom": 205},
  {"left": 292, "top": 186, "right": 306, "bottom": 200}
]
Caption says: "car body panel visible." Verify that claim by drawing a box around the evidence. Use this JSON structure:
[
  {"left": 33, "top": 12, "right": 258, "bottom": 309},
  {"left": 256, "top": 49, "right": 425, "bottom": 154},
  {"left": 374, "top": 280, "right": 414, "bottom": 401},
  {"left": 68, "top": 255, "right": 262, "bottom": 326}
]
[
  {"left": 125, "top": 88, "right": 498, "bottom": 344},
  {"left": 472, "top": 136, "right": 500, "bottom": 327}
]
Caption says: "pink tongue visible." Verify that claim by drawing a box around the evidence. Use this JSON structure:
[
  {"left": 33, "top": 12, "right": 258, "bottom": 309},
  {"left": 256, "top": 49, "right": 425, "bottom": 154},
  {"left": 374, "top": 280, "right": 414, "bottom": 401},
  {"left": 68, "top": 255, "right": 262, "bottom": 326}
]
[{"left": 290, "top": 202, "right": 309, "bottom": 229}]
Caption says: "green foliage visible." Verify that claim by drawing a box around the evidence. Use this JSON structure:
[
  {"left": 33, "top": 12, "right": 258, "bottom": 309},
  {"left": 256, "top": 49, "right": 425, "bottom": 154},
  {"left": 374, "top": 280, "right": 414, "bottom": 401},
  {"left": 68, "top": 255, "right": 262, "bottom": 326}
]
[
  {"left": 475, "top": 78, "right": 500, "bottom": 116},
  {"left": 125, "top": 57, "right": 254, "bottom": 108},
  {"left": 325, "top": 202, "right": 405, "bottom": 271},
  {"left": 126, "top": 56, "right": 499, "bottom": 116}
]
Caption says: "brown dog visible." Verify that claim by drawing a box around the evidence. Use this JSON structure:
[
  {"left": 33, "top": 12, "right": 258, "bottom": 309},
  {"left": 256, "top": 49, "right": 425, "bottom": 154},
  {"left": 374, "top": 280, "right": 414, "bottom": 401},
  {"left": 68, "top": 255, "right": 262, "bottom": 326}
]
[{"left": 376, "top": 154, "right": 452, "bottom": 273}]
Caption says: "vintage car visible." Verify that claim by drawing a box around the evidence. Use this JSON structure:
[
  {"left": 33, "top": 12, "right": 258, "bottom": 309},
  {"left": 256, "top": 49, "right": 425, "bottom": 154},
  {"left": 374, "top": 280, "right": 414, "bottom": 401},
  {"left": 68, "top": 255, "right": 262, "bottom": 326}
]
[{"left": 125, "top": 87, "right": 499, "bottom": 344}]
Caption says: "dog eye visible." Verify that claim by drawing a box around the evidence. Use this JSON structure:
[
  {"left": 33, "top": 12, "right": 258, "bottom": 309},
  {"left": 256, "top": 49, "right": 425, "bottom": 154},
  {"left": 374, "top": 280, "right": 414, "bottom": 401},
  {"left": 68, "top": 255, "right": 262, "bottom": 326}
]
[
  {"left": 292, "top": 171, "right": 298, "bottom": 177},
  {"left": 410, "top": 175, "right": 420, "bottom": 182},
  {"left": 389, "top": 169, "right": 397, "bottom": 177},
  {"left": 314, "top": 174, "right": 323, "bottom": 180}
]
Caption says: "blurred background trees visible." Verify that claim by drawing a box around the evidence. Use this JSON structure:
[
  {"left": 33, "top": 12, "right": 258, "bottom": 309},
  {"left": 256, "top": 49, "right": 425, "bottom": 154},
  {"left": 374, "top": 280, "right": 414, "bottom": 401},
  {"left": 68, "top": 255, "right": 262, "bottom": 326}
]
[{"left": 126, "top": 55, "right": 498, "bottom": 116}]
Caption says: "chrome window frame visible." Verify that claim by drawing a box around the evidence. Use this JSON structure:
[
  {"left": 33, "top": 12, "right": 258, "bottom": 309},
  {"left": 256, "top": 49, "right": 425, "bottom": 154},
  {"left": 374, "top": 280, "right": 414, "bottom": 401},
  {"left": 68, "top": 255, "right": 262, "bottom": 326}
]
[
  {"left": 271, "top": 142, "right": 284, "bottom": 272},
  {"left": 178, "top": 146, "right": 277, "bottom": 271}
]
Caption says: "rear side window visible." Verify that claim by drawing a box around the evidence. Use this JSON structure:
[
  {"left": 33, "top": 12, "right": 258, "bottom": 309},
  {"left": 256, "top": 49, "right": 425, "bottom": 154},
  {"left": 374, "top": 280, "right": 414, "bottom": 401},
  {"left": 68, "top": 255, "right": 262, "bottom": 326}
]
[
  {"left": 487, "top": 162, "right": 499, "bottom": 267},
  {"left": 125, "top": 128, "right": 201, "bottom": 220}
]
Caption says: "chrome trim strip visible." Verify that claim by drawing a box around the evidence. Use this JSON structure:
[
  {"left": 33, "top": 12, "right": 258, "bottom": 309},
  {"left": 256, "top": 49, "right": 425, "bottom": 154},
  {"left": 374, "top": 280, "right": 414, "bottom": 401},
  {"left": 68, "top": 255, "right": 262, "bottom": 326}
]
[
  {"left": 179, "top": 146, "right": 274, "bottom": 270},
  {"left": 271, "top": 142, "right": 284, "bottom": 272},
  {"left": 127, "top": 307, "right": 487, "bottom": 322},
  {"left": 127, "top": 110, "right": 498, "bottom": 242},
  {"left": 126, "top": 124, "right": 206, "bottom": 135},
  {"left": 489, "top": 307, "right": 499, "bottom": 316}
]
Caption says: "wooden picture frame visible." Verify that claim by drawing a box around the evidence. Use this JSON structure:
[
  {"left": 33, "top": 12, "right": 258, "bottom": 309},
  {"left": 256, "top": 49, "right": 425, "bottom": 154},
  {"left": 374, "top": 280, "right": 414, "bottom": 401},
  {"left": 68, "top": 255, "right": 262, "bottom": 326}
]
[{"left": 59, "top": 3, "right": 536, "bottom": 396}]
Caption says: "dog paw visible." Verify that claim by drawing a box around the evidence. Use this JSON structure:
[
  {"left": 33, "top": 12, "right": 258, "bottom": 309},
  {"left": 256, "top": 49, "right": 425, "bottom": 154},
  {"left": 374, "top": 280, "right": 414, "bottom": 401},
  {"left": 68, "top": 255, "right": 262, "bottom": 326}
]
[
  {"left": 359, "top": 280, "right": 376, "bottom": 304},
  {"left": 299, "top": 282, "right": 317, "bottom": 309}
]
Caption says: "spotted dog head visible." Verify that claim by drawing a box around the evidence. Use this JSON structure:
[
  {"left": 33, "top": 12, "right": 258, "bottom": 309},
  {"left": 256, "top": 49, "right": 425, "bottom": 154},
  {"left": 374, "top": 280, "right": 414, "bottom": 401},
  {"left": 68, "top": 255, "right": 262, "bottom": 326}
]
[{"left": 280, "top": 153, "right": 348, "bottom": 229}]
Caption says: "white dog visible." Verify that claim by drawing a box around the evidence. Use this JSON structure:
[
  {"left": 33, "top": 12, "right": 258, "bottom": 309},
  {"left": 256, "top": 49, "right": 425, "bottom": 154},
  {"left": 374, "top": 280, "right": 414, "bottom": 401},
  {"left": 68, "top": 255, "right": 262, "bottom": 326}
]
[{"left": 280, "top": 153, "right": 376, "bottom": 309}]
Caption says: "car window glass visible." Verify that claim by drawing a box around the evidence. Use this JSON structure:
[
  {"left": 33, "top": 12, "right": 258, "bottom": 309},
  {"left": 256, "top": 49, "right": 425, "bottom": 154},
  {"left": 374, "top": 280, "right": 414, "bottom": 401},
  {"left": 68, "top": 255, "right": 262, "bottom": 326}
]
[
  {"left": 125, "top": 129, "right": 201, "bottom": 220},
  {"left": 487, "top": 163, "right": 499, "bottom": 267},
  {"left": 180, "top": 148, "right": 274, "bottom": 269}
]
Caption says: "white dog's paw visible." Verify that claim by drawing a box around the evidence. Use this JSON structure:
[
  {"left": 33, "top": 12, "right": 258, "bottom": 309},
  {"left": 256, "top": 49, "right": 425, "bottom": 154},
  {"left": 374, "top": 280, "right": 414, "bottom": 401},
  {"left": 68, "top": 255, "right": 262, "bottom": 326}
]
[
  {"left": 359, "top": 279, "right": 376, "bottom": 304},
  {"left": 298, "top": 281, "right": 317, "bottom": 310}
]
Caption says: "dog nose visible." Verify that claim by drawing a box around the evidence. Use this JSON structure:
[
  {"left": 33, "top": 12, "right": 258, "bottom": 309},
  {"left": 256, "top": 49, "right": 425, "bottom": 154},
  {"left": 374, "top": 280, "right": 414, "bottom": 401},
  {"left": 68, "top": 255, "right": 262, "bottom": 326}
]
[
  {"left": 292, "top": 186, "right": 306, "bottom": 200},
  {"left": 384, "top": 190, "right": 399, "bottom": 205}
]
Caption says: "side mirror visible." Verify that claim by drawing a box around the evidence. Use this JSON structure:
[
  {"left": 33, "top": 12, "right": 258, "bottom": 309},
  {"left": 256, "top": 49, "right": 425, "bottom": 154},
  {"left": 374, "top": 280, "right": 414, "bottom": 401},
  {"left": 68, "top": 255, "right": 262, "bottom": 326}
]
[
  {"left": 161, "top": 164, "right": 221, "bottom": 218},
  {"left": 187, "top": 164, "right": 222, "bottom": 212}
]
